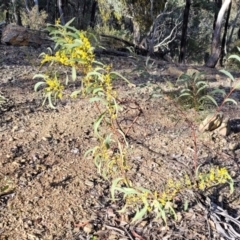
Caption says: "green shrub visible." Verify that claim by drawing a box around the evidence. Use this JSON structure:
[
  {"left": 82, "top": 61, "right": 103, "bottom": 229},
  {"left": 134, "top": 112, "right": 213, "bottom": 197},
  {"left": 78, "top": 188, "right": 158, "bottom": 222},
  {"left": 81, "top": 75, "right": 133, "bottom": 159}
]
[{"left": 177, "top": 71, "right": 225, "bottom": 111}]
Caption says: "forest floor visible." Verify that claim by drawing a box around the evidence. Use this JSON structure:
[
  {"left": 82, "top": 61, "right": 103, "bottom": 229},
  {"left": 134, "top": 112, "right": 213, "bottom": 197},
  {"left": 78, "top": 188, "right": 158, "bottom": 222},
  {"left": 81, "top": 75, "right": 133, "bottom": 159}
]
[{"left": 0, "top": 44, "right": 240, "bottom": 240}]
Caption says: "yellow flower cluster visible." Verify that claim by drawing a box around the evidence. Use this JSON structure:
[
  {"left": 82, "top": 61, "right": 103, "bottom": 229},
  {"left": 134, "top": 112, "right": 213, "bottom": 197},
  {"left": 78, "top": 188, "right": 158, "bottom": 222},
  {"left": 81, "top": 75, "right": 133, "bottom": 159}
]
[
  {"left": 55, "top": 18, "right": 61, "bottom": 25},
  {"left": 157, "top": 175, "right": 192, "bottom": 206},
  {"left": 92, "top": 139, "right": 127, "bottom": 177},
  {"left": 124, "top": 174, "right": 194, "bottom": 211},
  {"left": 125, "top": 190, "right": 149, "bottom": 208},
  {"left": 103, "top": 73, "right": 117, "bottom": 119},
  {"left": 101, "top": 68, "right": 117, "bottom": 117},
  {"left": 45, "top": 76, "right": 64, "bottom": 98},
  {"left": 198, "top": 167, "right": 232, "bottom": 190},
  {"left": 41, "top": 31, "right": 94, "bottom": 73},
  {"left": 124, "top": 167, "right": 232, "bottom": 213}
]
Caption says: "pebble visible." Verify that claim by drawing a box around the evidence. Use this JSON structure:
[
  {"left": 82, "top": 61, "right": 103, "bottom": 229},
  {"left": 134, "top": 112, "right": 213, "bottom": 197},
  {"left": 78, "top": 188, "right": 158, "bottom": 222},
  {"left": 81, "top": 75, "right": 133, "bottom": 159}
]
[
  {"left": 85, "top": 179, "right": 94, "bottom": 187},
  {"left": 229, "top": 142, "right": 240, "bottom": 151},
  {"left": 83, "top": 223, "right": 93, "bottom": 234}
]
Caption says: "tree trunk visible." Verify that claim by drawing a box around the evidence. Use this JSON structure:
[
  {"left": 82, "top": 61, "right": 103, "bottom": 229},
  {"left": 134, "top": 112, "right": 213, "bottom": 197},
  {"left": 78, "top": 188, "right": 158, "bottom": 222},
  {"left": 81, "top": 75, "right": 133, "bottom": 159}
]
[
  {"left": 178, "top": 0, "right": 191, "bottom": 64},
  {"left": 11, "top": 0, "right": 22, "bottom": 25},
  {"left": 58, "top": 0, "right": 65, "bottom": 25},
  {"left": 213, "top": 0, "right": 222, "bottom": 34},
  {"left": 220, "top": 1, "right": 232, "bottom": 66},
  {"left": 90, "top": 0, "right": 97, "bottom": 28},
  {"left": 133, "top": 20, "right": 140, "bottom": 45},
  {"left": 46, "top": 0, "right": 50, "bottom": 13},
  {"left": 205, "top": 0, "right": 232, "bottom": 68},
  {"left": 227, "top": 8, "right": 240, "bottom": 45},
  {"left": 24, "top": 0, "right": 30, "bottom": 13}
]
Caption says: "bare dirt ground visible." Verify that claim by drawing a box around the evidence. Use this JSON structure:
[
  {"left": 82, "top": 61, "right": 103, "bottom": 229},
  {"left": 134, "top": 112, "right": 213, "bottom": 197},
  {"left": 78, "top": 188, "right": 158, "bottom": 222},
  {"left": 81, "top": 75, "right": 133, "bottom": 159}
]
[{"left": 0, "top": 45, "right": 240, "bottom": 240}]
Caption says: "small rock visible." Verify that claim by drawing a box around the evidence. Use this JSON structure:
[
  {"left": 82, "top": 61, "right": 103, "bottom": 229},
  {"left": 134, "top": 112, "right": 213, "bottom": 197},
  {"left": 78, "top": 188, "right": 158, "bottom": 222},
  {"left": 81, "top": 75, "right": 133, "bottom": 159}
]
[
  {"left": 83, "top": 223, "right": 93, "bottom": 234},
  {"left": 11, "top": 125, "right": 19, "bottom": 132},
  {"left": 199, "top": 112, "right": 224, "bottom": 132},
  {"left": 213, "top": 118, "right": 230, "bottom": 136},
  {"left": 229, "top": 142, "right": 239, "bottom": 151},
  {"left": 71, "top": 148, "right": 79, "bottom": 154},
  {"left": 84, "top": 179, "right": 94, "bottom": 187},
  {"left": 108, "top": 234, "right": 118, "bottom": 240}
]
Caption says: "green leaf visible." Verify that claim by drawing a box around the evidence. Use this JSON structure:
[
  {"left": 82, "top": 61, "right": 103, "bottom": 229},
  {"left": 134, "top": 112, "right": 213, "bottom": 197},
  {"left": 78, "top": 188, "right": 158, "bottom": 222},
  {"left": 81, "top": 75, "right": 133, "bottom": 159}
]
[
  {"left": 65, "top": 25, "right": 78, "bottom": 33},
  {"left": 195, "top": 81, "right": 208, "bottom": 87},
  {"left": 47, "top": 47, "right": 53, "bottom": 54},
  {"left": 199, "top": 95, "right": 218, "bottom": 106},
  {"left": 39, "top": 52, "right": 46, "bottom": 58},
  {"left": 94, "top": 112, "right": 106, "bottom": 136},
  {"left": 168, "top": 204, "right": 177, "bottom": 219},
  {"left": 95, "top": 155, "right": 102, "bottom": 174},
  {"left": 111, "top": 178, "right": 124, "bottom": 201},
  {"left": 228, "top": 177, "right": 234, "bottom": 194},
  {"left": 135, "top": 186, "right": 151, "bottom": 194},
  {"left": 72, "top": 66, "right": 77, "bottom": 81},
  {"left": 228, "top": 54, "right": 240, "bottom": 62},
  {"left": 71, "top": 90, "right": 81, "bottom": 98},
  {"left": 117, "top": 129, "right": 128, "bottom": 147},
  {"left": 131, "top": 204, "right": 148, "bottom": 223},
  {"left": 65, "top": 42, "right": 81, "bottom": 49},
  {"left": 65, "top": 31, "right": 79, "bottom": 39},
  {"left": 210, "top": 88, "right": 226, "bottom": 96},
  {"left": 121, "top": 187, "right": 140, "bottom": 195},
  {"left": 184, "top": 200, "right": 189, "bottom": 211},
  {"left": 110, "top": 71, "right": 131, "bottom": 84},
  {"left": 233, "top": 81, "right": 240, "bottom": 89},
  {"left": 219, "top": 69, "right": 235, "bottom": 81},
  {"left": 65, "top": 72, "right": 69, "bottom": 85},
  {"left": 195, "top": 164, "right": 203, "bottom": 179},
  {"left": 87, "top": 71, "right": 102, "bottom": 79},
  {"left": 47, "top": 92, "right": 56, "bottom": 109},
  {"left": 64, "top": 18, "right": 75, "bottom": 27},
  {"left": 179, "top": 92, "right": 193, "bottom": 98},
  {"left": 93, "top": 60, "right": 105, "bottom": 67},
  {"left": 193, "top": 72, "right": 204, "bottom": 82},
  {"left": 223, "top": 98, "right": 237, "bottom": 105},
  {"left": 84, "top": 147, "right": 96, "bottom": 158},
  {"left": 155, "top": 201, "right": 167, "bottom": 224},
  {"left": 196, "top": 85, "right": 207, "bottom": 95},
  {"left": 104, "top": 134, "right": 113, "bottom": 149},
  {"left": 33, "top": 74, "right": 48, "bottom": 80},
  {"left": 34, "top": 82, "right": 46, "bottom": 91},
  {"left": 92, "top": 88, "right": 103, "bottom": 94}
]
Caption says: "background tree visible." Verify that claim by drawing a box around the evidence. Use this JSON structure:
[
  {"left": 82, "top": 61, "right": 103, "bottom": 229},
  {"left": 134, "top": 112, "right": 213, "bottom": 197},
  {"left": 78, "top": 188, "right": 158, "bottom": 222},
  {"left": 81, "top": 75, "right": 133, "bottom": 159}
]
[
  {"left": 206, "top": 0, "right": 232, "bottom": 68},
  {"left": 179, "top": 0, "right": 191, "bottom": 64},
  {"left": 11, "top": 0, "right": 22, "bottom": 25},
  {"left": 219, "top": 0, "right": 232, "bottom": 66},
  {"left": 57, "top": 0, "right": 65, "bottom": 25}
]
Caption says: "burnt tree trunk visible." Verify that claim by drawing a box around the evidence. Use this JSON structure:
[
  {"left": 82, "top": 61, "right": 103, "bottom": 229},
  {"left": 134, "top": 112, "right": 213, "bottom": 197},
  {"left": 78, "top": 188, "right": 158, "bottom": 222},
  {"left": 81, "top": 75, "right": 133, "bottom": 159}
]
[
  {"left": 227, "top": 8, "right": 240, "bottom": 45},
  {"left": 58, "top": 0, "right": 65, "bottom": 25},
  {"left": 220, "top": 1, "right": 232, "bottom": 66},
  {"left": 206, "top": 0, "right": 232, "bottom": 68},
  {"left": 11, "top": 0, "right": 22, "bottom": 25},
  {"left": 178, "top": 0, "right": 191, "bottom": 64},
  {"left": 90, "top": 0, "right": 97, "bottom": 28},
  {"left": 213, "top": 0, "right": 222, "bottom": 35}
]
